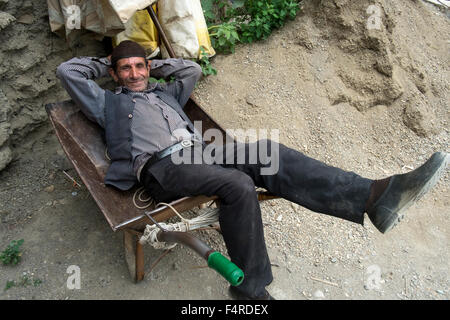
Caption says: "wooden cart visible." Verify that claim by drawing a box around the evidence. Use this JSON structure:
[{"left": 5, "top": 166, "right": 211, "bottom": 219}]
[{"left": 45, "top": 96, "right": 276, "bottom": 283}]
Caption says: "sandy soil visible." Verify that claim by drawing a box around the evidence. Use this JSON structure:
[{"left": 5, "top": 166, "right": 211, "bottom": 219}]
[{"left": 0, "top": 0, "right": 449, "bottom": 301}]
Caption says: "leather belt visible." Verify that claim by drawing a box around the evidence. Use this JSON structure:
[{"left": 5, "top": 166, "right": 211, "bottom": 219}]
[{"left": 144, "top": 139, "right": 195, "bottom": 169}]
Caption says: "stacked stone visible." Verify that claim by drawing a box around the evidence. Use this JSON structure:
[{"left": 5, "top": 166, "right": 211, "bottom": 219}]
[{"left": 0, "top": 0, "right": 106, "bottom": 171}]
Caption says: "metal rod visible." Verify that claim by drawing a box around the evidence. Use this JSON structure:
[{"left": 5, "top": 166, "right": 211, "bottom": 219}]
[
  {"left": 113, "top": 192, "right": 276, "bottom": 231},
  {"left": 144, "top": 211, "right": 166, "bottom": 232},
  {"left": 146, "top": 5, "right": 177, "bottom": 59},
  {"left": 157, "top": 230, "right": 214, "bottom": 261}
]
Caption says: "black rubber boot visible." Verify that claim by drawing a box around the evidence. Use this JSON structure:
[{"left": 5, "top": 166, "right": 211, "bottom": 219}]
[
  {"left": 367, "top": 152, "right": 449, "bottom": 233},
  {"left": 229, "top": 286, "right": 275, "bottom": 300}
]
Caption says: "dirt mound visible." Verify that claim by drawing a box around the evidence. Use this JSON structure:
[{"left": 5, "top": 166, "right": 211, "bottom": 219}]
[{"left": 283, "top": 0, "right": 447, "bottom": 136}]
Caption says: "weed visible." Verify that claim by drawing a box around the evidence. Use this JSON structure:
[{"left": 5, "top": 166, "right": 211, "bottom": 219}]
[
  {"left": 202, "top": 0, "right": 301, "bottom": 53},
  {"left": 208, "top": 22, "right": 240, "bottom": 54},
  {"left": 4, "top": 275, "right": 43, "bottom": 291},
  {"left": 33, "top": 278, "right": 43, "bottom": 287},
  {"left": 149, "top": 77, "right": 166, "bottom": 84},
  {"left": 5, "top": 280, "right": 15, "bottom": 291},
  {"left": 0, "top": 239, "right": 24, "bottom": 266},
  {"left": 198, "top": 47, "right": 217, "bottom": 76},
  {"left": 148, "top": 75, "right": 175, "bottom": 84}
]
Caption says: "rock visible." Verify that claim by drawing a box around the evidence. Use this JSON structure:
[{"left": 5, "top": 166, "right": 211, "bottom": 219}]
[
  {"left": 172, "top": 262, "right": 181, "bottom": 270},
  {"left": 44, "top": 185, "right": 55, "bottom": 193},
  {"left": 0, "top": 11, "right": 15, "bottom": 30},
  {"left": 0, "top": 0, "right": 7, "bottom": 10},
  {"left": 403, "top": 99, "right": 438, "bottom": 137},
  {"left": 0, "top": 145, "right": 12, "bottom": 171},
  {"left": 0, "top": 121, "right": 10, "bottom": 147},
  {"left": 245, "top": 94, "right": 266, "bottom": 108},
  {"left": 0, "top": 104, "right": 10, "bottom": 123},
  {"left": 313, "top": 289, "right": 325, "bottom": 299},
  {"left": 0, "top": 89, "right": 11, "bottom": 121},
  {"left": 290, "top": 202, "right": 300, "bottom": 212},
  {"left": 375, "top": 49, "right": 394, "bottom": 77},
  {"left": 16, "top": 14, "right": 33, "bottom": 25}
]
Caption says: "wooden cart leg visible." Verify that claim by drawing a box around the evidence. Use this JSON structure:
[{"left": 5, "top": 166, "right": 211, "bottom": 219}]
[
  {"left": 123, "top": 229, "right": 145, "bottom": 283},
  {"left": 135, "top": 240, "right": 145, "bottom": 282}
]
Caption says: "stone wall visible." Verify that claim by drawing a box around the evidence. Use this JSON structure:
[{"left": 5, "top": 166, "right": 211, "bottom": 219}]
[{"left": 0, "top": 0, "right": 107, "bottom": 171}]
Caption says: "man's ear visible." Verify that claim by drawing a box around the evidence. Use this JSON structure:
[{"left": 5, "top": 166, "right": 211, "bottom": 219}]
[
  {"left": 146, "top": 61, "right": 151, "bottom": 77},
  {"left": 109, "top": 67, "right": 119, "bottom": 82}
]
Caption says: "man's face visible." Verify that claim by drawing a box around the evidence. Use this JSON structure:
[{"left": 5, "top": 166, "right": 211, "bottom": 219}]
[{"left": 109, "top": 57, "right": 150, "bottom": 92}]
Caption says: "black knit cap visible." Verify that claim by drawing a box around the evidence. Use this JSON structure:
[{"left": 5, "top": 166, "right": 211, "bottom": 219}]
[{"left": 111, "top": 40, "right": 146, "bottom": 69}]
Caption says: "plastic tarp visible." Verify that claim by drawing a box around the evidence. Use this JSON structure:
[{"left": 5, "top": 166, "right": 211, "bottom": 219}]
[
  {"left": 47, "top": 0, "right": 157, "bottom": 38},
  {"left": 112, "top": 7, "right": 160, "bottom": 58},
  {"left": 47, "top": 0, "right": 215, "bottom": 59},
  {"left": 158, "top": 0, "right": 215, "bottom": 59}
]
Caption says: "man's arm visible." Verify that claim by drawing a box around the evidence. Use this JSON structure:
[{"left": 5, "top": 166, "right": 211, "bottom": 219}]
[
  {"left": 149, "top": 58, "right": 202, "bottom": 108},
  {"left": 56, "top": 56, "right": 111, "bottom": 128}
]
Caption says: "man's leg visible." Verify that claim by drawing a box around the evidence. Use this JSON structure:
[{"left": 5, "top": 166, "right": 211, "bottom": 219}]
[
  {"left": 220, "top": 140, "right": 449, "bottom": 233},
  {"left": 220, "top": 140, "right": 372, "bottom": 224},
  {"left": 141, "top": 156, "right": 273, "bottom": 298}
]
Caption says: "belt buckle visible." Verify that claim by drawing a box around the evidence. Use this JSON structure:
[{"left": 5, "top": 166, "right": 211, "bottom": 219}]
[{"left": 180, "top": 139, "right": 193, "bottom": 148}]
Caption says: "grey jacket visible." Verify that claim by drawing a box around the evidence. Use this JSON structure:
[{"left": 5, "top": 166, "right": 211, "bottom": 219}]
[
  {"left": 103, "top": 89, "right": 197, "bottom": 190},
  {"left": 56, "top": 56, "right": 202, "bottom": 190}
]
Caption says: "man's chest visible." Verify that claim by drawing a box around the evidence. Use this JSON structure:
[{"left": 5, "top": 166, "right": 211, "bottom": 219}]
[{"left": 130, "top": 92, "right": 187, "bottom": 132}]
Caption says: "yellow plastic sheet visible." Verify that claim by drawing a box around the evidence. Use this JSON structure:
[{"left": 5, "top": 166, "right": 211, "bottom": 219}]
[
  {"left": 192, "top": 0, "right": 215, "bottom": 58},
  {"left": 112, "top": 6, "right": 159, "bottom": 57}
]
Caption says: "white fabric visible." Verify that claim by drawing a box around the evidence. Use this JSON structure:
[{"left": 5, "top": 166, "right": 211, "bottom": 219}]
[
  {"left": 108, "top": 0, "right": 157, "bottom": 23},
  {"left": 158, "top": 0, "right": 199, "bottom": 58},
  {"left": 47, "top": 0, "right": 157, "bottom": 38}
]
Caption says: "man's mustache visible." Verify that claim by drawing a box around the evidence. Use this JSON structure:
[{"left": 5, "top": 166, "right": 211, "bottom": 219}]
[{"left": 120, "top": 76, "right": 147, "bottom": 85}]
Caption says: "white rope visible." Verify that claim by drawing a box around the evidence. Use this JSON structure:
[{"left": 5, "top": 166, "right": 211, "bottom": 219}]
[
  {"left": 131, "top": 185, "right": 219, "bottom": 250},
  {"left": 132, "top": 187, "right": 155, "bottom": 209},
  {"left": 105, "top": 147, "right": 111, "bottom": 161},
  {"left": 139, "top": 206, "right": 220, "bottom": 249}
]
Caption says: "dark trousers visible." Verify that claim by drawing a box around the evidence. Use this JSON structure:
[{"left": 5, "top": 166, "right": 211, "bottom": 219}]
[{"left": 141, "top": 140, "right": 373, "bottom": 297}]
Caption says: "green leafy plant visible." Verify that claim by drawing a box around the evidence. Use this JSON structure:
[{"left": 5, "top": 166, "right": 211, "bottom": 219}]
[
  {"left": 198, "top": 46, "right": 217, "bottom": 76},
  {"left": 239, "top": 0, "right": 300, "bottom": 43},
  {"left": 202, "top": 0, "right": 218, "bottom": 24},
  {"left": 148, "top": 77, "right": 167, "bottom": 84},
  {"left": 0, "top": 239, "right": 24, "bottom": 266},
  {"left": 208, "top": 22, "right": 240, "bottom": 54},
  {"left": 202, "top": 0, "right": 243, "bottom": 24},
  {"left": 148, "top": 75, "right": 175, "bottom": 84},
  {"left": 4, "top": 275, "right": 42, "bottom": 291},
  {"left": 5, "top": 280, "right": 15, "bottom": 291},
  {"left": 202, "top": 0, "right": 301, "bottom": 53}
]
